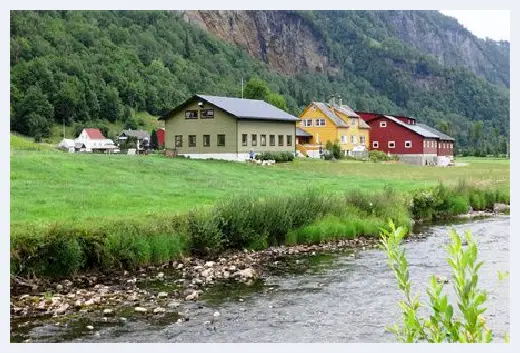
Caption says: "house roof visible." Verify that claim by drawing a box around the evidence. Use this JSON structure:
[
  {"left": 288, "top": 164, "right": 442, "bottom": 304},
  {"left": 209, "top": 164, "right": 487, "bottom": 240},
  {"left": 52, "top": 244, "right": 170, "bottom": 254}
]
[
  {"left": 383, "top": 115, "right": 440, "bottom": 139},
  {"left": 334, "top": 104, "right": 360, "bottom": 118},
  {"left": 416, "top": 124, "right": 455, "bottom": 141},
  {"left": 161, "top": 94, "right": 299, "bottom": 122},
  {"left": 296, "top": 127, "right": 313, "bottom": 137},
  {"left": 84, "top": 128, "right": 105, "bottom": 139},
  {"left": 313, "top": 102, "right": 348, "bottom": 127},
  {"left": 58, "top": 139, "right": 75, "bottom": 148},
  {"left": 121, "top": 129, "right": 150, "bottom": 139}
]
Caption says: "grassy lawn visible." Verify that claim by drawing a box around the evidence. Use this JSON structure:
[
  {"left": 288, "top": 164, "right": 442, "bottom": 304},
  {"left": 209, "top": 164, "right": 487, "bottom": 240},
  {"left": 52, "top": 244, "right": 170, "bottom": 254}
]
[{"left": 10, "top": 142, "right": 509, "bottom": 227}]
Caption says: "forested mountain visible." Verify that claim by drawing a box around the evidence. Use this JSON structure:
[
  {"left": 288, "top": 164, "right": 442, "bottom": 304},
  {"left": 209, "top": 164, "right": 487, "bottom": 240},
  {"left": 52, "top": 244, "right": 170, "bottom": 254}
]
[{"left": 10, "top": 10, "right": 509, "bottom": 155}]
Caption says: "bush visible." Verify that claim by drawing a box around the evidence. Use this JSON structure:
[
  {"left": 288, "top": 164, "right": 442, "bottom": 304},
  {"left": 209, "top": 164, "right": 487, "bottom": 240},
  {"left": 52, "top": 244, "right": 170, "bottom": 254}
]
[
  {"left": 369, "top": 150, "right": 391, "bottom": 162},
  {"left": 254, "top": 151, "right": 294, "bottom": 162},
  {"left": 325, "top": 140, "right": 342, "bottom": 159}
]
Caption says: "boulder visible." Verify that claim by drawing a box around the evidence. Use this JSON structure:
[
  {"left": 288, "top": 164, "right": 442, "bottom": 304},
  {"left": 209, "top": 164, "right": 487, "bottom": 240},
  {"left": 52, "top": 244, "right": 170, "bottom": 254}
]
[
  {"left": 153, "top": 307, "right": 166, "bottom": 314},
  {"left": 236, "top": 268, "right": 256, "bottom": 279},
  {"left": 157, "top": 291, "right": 168, "bottom": 299},
  {"left": 493, "top": 203, "right": 509, "bottom": 214},
  {"left": 134, "top": 307, "right": 147, "bottom": 313},
  {"left": 204, "top": 261, "right": 216, "bottom": 268},
  {"left": 103, "top": 308, "right": 115, "bottom": 317}
]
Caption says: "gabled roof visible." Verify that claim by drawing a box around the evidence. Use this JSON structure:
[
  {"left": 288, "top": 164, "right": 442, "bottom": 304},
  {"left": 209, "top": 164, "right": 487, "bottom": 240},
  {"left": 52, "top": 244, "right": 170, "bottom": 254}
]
[
  {"left": 313, "top": 102, "right": 348, "bottom": 127},
  {"left": 416, "top": 124, "right": 455, "bottom": 141},
  {"left": 296, "top": 127, "right": 313, "bottom": 137},
  {"left": 121, "top": 129, "right": 150, "bottom": 139},
  {"left": 58, "top": 139, "right": 75, "bottom": 148},
  {"left": 382, "top": 115, "right": 439, "bottom": 139},
  {"left": 84, "top": 128, "right": 105, "bottom": 140},
  {"left": 334, "top": 104, "right": 360, "bottom": 118},
  {"left": 161, "top": 94, "right": 299, "bottom": 122}
]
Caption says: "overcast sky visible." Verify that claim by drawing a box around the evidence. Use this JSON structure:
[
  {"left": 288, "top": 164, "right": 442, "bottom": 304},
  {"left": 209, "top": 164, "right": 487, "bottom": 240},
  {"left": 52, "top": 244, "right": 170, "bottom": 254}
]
[{"left": 440, "top": 10, "right": 510, "bottom": 41}]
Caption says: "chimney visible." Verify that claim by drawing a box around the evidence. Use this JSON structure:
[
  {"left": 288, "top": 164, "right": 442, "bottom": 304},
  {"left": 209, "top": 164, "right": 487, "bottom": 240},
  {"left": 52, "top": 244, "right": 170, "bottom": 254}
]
[
  {"left": 328, "top": 95, "right": 335, "bottom": 106},
  {"left": 338, "top": 97, "right": 343, "bottom": 106}
]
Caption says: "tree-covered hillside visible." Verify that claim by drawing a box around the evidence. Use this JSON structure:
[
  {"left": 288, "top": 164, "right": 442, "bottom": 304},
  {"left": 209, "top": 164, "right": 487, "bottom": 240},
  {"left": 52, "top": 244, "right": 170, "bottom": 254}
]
[{"left": 10, "top": 10, "right": 509, "bottom": 155}]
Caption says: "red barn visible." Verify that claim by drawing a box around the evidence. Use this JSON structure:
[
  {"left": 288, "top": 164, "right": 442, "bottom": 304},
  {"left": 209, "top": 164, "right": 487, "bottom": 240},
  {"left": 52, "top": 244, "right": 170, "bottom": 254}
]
[
  {"left": 356, "top": 112, "right": 454, "bottom": 166},
  {"left": 156, "top": 128, "right": 165, "bottom": 148}
]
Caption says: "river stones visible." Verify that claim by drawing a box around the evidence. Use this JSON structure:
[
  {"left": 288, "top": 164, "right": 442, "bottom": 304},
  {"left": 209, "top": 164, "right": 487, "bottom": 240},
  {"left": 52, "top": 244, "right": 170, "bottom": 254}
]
[
  {"left": 134, "top": 307, "right": 147, "bottom": 313},
  {"left": 157, "top": 291, "right": 168, "bottom": 299},
  {"left": 55, "top": 303, "right": 69, "bottom": 315},
  {"left": 167, "top": 300, "right": 181, "bottom": 308},
  {"left": 156, "top": 272, "right": 165, "bottom": 279},
  {"left": 86, "top": 325, "right": 94, "bottom": 330},
  {"left": 204, "top": 261, "right": 216, "bottom": 268},
  {"left": 235, "top": 268, "right": 256, "bottom": 279},
  {"left": 213, "top": 311, "right": 220, "bottom": 317},
  {"left": 103, "top": 308, "right": 115, "bottom": 317},
  {"left": 185, "top": 291, "right": 198, "bottom": 301},
  {"left": 153, "top": 307, "right": 166, "bottom": 314}
]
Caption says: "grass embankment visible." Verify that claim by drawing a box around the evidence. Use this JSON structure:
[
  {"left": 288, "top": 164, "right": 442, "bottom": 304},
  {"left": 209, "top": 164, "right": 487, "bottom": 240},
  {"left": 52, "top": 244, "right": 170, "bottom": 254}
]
[{"left": 10, "top": 140, "right": 510, "bottom": 278}]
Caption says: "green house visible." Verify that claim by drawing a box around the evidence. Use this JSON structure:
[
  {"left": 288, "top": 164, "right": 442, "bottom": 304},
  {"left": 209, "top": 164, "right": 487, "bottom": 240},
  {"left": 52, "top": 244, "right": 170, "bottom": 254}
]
[{"left": 160, "top": 94, "right": 299, "bottom": 161}]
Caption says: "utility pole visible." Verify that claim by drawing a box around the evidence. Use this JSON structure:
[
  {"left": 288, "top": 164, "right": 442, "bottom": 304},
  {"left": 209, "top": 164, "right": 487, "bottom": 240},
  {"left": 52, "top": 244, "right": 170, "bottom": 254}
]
[
  {"left": 241, "top": 77, "right": 244, "bottom": 98},
  {"left": 63, "top": 117, "right": 66, "bottom": 139}
]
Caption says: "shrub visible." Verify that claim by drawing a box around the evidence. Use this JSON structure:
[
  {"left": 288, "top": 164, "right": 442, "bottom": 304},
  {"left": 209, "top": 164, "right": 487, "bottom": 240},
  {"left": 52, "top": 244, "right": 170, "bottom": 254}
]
[
  {"left": 186, "top": 209, "right": 224, "bottom": 258},
  {"left": 254, "top": 151, "right": 294, "bottom": 163},
  {"left": 381, "top": 221, "right": 507, "bottom": 342},
  {"left": 325, "top": 140, "right": 342, "bottom": 159},
  {"left": 369, "top": 150, "right": 391, "bottom": 162}
]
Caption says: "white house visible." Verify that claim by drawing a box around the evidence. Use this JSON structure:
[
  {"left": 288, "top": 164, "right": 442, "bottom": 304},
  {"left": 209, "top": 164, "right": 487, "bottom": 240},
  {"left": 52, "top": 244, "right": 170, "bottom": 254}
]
[
  {"left": 58, "top": 138, "right": 76, "bottom": 153},
  {"left": 75, "top": 128, "right": 117, "bottom": 153}
]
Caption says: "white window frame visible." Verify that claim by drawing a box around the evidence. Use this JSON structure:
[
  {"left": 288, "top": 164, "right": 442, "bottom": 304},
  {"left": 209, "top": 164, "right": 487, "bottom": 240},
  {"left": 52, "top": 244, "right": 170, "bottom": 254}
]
[
  {"left": 351, "top": 135, "right": 357, "bottom": 144},
  {"left": 388, "top": 140, "right": 395, "bottom": 149},
  {"left": 360, "top": 136, "right": 366, "bottom": 145},
  {"left": 316, "top": 118, "right": 325, "bottom": 126},
  {"left": 341, "top": 135, "right": 347, "bottom": 144},
  {"left": 372, "top": 141, "right": 379, "bottom": 148},
  {"left": 304, "top": 119, "right": 313, "bottom": 127},
  {"left": 380, "top": 121, "right": 387, "bottom": 128},
  {"left": 405, "top": 140, "right": 412, "bottom": 148}
]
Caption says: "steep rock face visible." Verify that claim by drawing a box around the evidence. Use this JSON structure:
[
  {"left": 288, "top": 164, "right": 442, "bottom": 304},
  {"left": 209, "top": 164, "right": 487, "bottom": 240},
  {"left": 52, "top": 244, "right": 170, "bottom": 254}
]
[
  {"left": 182, "top": 10, "right": 335, "bottom": 76},
  {"left": 380, "top": 11, "right": 509, "bottom": 87}
]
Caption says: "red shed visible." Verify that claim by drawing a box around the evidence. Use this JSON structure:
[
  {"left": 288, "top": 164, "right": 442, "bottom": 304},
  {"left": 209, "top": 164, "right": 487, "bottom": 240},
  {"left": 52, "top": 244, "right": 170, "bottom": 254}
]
[{"left": 157, "top": 128, "right": 165, "bottom": 148}]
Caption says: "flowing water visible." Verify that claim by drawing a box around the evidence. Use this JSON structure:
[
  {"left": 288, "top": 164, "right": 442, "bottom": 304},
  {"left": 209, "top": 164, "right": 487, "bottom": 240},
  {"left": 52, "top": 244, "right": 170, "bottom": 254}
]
[{"left": 12, "top": 217, "right": 510, "bottom": 343}]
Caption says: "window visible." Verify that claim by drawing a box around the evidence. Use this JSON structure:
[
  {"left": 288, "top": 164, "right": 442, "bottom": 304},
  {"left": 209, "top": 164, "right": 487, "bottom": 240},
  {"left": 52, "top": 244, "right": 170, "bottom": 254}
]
[
  {"left": 315, "top": 118, "right": 326, "bottom": 126},
  {"left": 260, "top": 134, "right": 266, "bottom": 146},
  {"left": 217, "top": 134, "right": 225, "bottom": 146},
  {"left": 388, "top": 141, "right": 395, "bottom": 148},
  {"left": 360, "top": 136, "right": 366, "bottom": 145},
  {"left": 350, "top": 118, "right": 356, "bottom": 126},
  {"left": 372, "top": 141, "right": 379, "bottom": 148},
  {"left": 423, "top": 140, "right": 426, "bottom": 148},
  {"left": 278, "top": 135, "right": 284, "bottom": 146},
  {"left": 287, "top": 135, "right": 293, "bottom": 146},
  {"left": 304, "top": 119, "right": 313, "bottom": 127},
  {"left": 175, "top": 135, "right": 183, "bottom": 147},
  {"left": 201, "top": 109, "right": 214, "bottom": 119},
  {"left": 380, "top": 121, "right": 387, "bottom": 128},
  {"left": 269, "top": 135, "right": 275, "bottom": 146},
  {"left": 252, "top": 134, "right": 257, "bottom": 146},
  {"left": 242, "top": 134, "right": 248, "bottom": 147},
  {"left": 188, "top": 135, "right": 196, "bottom": 147},
  {"left": 351, "top": 135, "right": 357, "bottom": 144},
  {"left": 405, "top": 140, "right": 412, "bottom": 148},
  {"left": 185, "top": 110, "right": 198, "bottom": 119},
  {"left": 341, "top": 135, "right": 347, "bottom": 144},
  {"left": 203, "top": 135, "right": 210, "bottom": 147}
]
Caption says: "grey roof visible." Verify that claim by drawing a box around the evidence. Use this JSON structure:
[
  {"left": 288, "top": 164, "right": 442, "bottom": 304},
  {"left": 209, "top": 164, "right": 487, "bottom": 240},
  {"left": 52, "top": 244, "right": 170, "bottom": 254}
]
[
  {"left": 296, "top": 127, "right": 313, "bottom": 137},
  {"left": 383, "top": 115, "right": 439, "bottom": 138},
  {"left": 416, "top": 124, "right": 455, "bottom": 141},
  {"left": 197, "top": 95, "right": 299, "bottom": 121},
  {"left": 121, "top": 129, "right": 150, "bottom": 139},
  {"left": 334, "top": 104, "right": 360, "bottom": 118},
  {"left": 313, "top": 102, "right": 348, "bottom": 127}
]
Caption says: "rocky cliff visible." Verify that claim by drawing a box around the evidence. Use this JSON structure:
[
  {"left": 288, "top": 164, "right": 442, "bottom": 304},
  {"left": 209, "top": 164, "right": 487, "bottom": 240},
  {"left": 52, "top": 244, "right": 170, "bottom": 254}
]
[
  {"left": 182, "top": 10, "right": 336, "bottom": 76},
  {"left": 182, "top": 10, "right": 509, "bottom": 88},
  {"left": 378, "top": 11, "right": 509, "bottom": 87}
]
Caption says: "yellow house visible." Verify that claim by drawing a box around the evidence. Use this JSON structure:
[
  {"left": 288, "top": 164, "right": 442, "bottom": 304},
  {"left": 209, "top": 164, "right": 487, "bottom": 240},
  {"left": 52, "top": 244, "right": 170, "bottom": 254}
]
[{"left": 297, "top": 98, "right": 370, "bottom": 157}]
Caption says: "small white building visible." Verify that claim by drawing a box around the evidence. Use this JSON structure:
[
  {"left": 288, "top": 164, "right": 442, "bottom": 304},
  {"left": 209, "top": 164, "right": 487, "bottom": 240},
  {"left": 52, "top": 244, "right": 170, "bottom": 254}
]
[
  {"left": 74, "top": 128, "right": 117, "bottom": 153},
  {"left": 58, "top": 138, "right": 76, "bottom": 153}
]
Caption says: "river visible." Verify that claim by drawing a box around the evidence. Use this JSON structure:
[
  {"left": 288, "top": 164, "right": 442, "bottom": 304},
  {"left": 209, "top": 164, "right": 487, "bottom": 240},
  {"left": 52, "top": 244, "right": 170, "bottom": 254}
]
[{"left": 12, "top": 216, "right": 510, "bottom": 343}]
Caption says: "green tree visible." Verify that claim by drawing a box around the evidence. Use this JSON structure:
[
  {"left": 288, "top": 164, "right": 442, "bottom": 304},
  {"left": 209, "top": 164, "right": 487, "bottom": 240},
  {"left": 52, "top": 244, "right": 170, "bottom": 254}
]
[
  {"left": 265, "top": 92, "right": 288, "bottom": 111},
  {"left": 12, "top": 85, "right": 54, "bottom": 138},
  {"left": 150, "top": 129, "right": 158, "bottom": 150},
  {"left": 244, "top": 76, "right": 269, "bottom": 100}
]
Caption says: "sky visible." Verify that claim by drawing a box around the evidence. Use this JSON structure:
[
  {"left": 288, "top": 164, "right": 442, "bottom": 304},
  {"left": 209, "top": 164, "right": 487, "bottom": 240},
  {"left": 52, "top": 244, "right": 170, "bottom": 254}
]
[{"left": 440, "top": 10, "right": 510, "bottom": 41}]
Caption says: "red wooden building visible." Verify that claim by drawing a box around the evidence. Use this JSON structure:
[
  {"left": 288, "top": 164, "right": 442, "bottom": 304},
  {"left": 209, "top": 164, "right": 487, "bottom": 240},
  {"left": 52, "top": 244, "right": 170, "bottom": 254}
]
[
  {"left": 356, "top": 112, "right": 454, "bottom": 166},
  {"left": 157, "top": 128, "right": 165, "bottom": 148}
]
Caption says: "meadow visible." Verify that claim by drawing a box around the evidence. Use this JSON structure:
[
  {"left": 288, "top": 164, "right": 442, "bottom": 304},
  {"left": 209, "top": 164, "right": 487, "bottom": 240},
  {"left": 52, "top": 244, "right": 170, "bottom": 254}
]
[
  {"left": 10, "top": 135, "right": 510, "bottom": 277},
  {"left": 10, "top": 137, "right": 509, "bottom": 228}
]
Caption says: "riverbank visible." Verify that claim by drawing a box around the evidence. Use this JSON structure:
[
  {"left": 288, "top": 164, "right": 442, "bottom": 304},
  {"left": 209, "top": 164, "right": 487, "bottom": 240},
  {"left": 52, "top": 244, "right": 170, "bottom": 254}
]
[{"left": 11, "top": 216, "right": 510, "bottom": 343}]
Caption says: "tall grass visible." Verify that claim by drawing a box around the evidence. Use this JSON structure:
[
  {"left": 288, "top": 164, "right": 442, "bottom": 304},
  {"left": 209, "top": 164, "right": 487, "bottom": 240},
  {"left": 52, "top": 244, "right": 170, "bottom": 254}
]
[{"left": 10, "top": 182, "right": 508, "bottom": 278}]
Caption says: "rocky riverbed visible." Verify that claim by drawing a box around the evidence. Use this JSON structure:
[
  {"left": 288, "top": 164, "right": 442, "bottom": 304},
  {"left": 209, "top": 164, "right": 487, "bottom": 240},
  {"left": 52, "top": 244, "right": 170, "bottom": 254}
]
[{"left": 11, "top": 236, "right": 397, "bottom": 339}]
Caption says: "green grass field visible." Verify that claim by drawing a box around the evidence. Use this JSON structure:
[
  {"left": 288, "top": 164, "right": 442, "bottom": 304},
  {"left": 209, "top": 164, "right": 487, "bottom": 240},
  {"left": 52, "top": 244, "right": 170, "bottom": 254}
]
[{"left": 10, "top": 135, "right": 509, "bottom": 228}]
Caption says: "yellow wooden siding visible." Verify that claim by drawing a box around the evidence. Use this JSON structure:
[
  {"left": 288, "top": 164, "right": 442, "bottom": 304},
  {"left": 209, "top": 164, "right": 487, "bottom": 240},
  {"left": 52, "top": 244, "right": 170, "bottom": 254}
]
[
  {"left": 298, "top": 105, "right": 341, "bottom": 145},
  {"left": 334, "top": 111, "right": 370, "bottom": 150}
]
